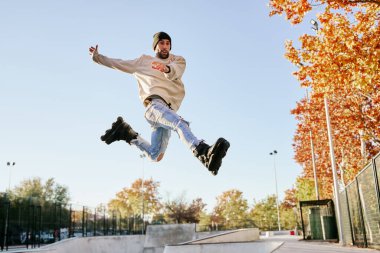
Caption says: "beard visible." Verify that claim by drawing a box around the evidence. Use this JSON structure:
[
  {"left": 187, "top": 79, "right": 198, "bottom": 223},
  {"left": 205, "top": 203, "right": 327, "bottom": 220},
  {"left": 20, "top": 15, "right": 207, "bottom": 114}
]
[{"left": 156, "top": 50, "right": 169, "bottom": 59}]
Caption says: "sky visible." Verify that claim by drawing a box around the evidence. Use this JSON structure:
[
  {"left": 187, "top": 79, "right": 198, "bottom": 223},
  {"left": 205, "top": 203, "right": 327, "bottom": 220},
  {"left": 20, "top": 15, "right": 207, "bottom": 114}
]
[{"left": 0, "top": 0, "right": 318, "bottom": 212}]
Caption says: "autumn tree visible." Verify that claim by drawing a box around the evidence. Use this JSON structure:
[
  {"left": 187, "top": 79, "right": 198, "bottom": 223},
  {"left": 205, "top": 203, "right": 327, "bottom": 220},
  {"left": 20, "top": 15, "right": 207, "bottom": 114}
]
[
  {"left": 212, "top": 189, "right": 252, "bottom": 229},
  {"left": 250, "top": 195, "right": 278, "bottom": 231},
  {"left": 269, "top": 0, "right": 380, "bottom": 25},
  {"left": 280, "top": 206, "right": 299, "bottom": 231},
  {"left": 163, "top": 193, "right": 206, "bottom": 224},
  {"left": 269, "top": 0, "right": 380, "bottom": 199},
  {"left": 108, "top": 178, "right": 161, "bottom": 222},
  {"left": 9, "top": 177, "right": 70, "bottom": 205},
  {"left": 198, "top": 211, "right": 213, "bottom": 231},
  {"left": 281, "top": 188, "right": 302, "bottom": 230},
  {"left": 4, "top": 177, "right": 71, "bottom": 233}
]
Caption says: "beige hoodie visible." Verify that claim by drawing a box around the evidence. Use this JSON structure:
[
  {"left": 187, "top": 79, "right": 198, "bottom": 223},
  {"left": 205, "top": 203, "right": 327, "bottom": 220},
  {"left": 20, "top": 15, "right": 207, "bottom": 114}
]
[{"left": 93, "top": 51, "right": 186, "bottom": 112}]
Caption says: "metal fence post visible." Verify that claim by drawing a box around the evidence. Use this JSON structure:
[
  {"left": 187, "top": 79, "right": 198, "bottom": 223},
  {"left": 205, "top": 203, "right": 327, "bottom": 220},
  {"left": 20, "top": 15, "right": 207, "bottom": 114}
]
[
  {"left": 26, "top": 202, "right": 30, "bottom": 249},
  {"left": 0, "top": 201, "right": 3, "bottom": 251},
  {"left": 94, "top": 209, "right": 97, "bottom": 236},
  {"left": 344, "top": 189, "right": 355, "bottom": 245},
  {"left": 59, "top": 204, "right": 62, "bottom": 241},
  {"left": 73, "top": 208, "right": 76, "bottom": 238},
  {"left": 103, "top": 209, "right": 106, "bottom": 236},
  {"left": 3, "top": 199, "right": 10, "bottom": 251},
  {"left": 372, "top": 158, "right": 380, "bottom": 220},
  {"left": 31, "top": 204, "right": 35, "bottom": 248},
  {"left": 82, "top": 206, "right": 85, "bottom": 237},
  {"left": 37, "top": 205, "right": 41, "bottom": 248},
  {"left": 299, "top": 204, "right": 305, "bottom": 240},
  {"left": 85, "top": 208, "right": 88, "bottom": 237},
  {"left": 69, "top": 205, "right": 73, "bottom": 238},
  {"left": 355, "top": 178, "right": 368, "bottom": 248}
]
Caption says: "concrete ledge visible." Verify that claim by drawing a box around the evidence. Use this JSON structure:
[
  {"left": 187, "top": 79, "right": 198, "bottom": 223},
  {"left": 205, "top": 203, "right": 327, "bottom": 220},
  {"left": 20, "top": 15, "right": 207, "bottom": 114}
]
[
  {"left": 164, "top": 241, "right": 283, "bottom": 253},
  {"left": 185, "top": 228, "right": 259, "bottom": 244},
  {"left": 21, "top": 235, "right": 145, "bottom": 253},
  {"left": 144, "top": 224, "right": 196, "bottom": 248}
]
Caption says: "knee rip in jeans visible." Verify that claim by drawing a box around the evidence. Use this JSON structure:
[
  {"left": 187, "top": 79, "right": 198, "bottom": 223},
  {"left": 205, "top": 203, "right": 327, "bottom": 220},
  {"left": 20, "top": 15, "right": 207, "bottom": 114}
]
[
  {"left": 150, "top": 152, "right": 164, "bottom": 162},
  {"left": 156, "top": 153, "right": 164, "bottom": 162}
]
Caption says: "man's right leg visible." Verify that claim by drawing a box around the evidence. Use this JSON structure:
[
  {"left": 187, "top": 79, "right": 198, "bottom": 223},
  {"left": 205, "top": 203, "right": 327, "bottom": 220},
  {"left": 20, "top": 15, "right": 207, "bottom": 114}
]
[
  {"left": 100, "top": 116, "right": 138, "bottom": 145},
  {"left": 131, "top": 127, "right": 171, "bottom": 162},
  {"left": 145, "top": 100, "right": 230, "bottom": 175},
  {"left": 100, "top": 117, "right": 170, "bottom": 162}
]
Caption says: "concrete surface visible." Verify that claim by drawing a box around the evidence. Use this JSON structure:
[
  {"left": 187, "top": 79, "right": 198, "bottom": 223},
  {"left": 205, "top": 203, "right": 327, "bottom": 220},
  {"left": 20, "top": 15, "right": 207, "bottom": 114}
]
[
  {"left": 143, "top": 224, "right": 196, "bottom": 253},
  {"left": 7, "top": 228, "right": 380, "bottom": 253},
  {"left": 163, "top": 228, "right": 261, "bottom": 253},
  {"left": 164, "top": 241, "right": 283, "bottom": 253},
  {"left": 263, "top": 235, "right": 379, "bottom": 253},
  {"left": 185, "top": 228, "right": 259, "bottom": 244},
  {"left": 144, "top": 224, "right": 196, "bottom": 248},
  {"left": 16, "top": 235, "right": 145, "bottom": 253}
]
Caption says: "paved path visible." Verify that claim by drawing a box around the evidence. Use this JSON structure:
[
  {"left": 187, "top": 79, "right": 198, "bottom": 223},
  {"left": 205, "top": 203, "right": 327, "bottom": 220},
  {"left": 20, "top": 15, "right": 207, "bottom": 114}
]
[{"left": 262, "top": 235, "right": 379, "bottom": 253}]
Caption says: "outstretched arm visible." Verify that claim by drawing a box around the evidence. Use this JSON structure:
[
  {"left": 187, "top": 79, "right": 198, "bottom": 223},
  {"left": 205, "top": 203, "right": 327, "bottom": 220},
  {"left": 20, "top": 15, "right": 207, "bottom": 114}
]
[{"left": 89, "top": 44, "right": 139, "bottom": 74}]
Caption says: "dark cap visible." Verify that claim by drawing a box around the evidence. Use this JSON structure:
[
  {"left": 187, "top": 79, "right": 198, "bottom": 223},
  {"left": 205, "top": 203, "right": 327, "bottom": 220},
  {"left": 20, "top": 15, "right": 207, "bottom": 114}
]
[{"left": 153, "top": 32, "right": 171, "bottom": 50}]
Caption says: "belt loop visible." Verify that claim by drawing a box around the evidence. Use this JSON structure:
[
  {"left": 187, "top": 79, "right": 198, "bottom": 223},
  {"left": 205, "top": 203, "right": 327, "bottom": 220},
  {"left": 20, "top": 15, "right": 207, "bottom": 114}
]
[{"left": 144, "top": 95, "right": 172, "bottom": 110}]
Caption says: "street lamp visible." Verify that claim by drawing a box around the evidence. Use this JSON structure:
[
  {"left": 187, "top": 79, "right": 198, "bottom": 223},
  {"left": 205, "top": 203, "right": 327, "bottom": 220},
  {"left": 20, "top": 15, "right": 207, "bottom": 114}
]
[
  {"left": 310, "top": 19, "right": 318, "bottom": 31},
  {"left": 7, "top": 162, "right": 16, "bottom": 191},
  {"left": 269, "top": 150, "right": 281, "bottom": 231},
  {"left": 3, "top": 162, "right": 15, "bottom": 251},
  {"left": 324, "top": 97, "right": 344, "bottom": 245},
  {"left": 309, "top": 19, "right": 344, "bottom": 244},
  {"left": 139, "top": 154, "right": 146, "bottom": 234},
  {"left": 306, "top": 90, "right": 320, "bottom": 200}
]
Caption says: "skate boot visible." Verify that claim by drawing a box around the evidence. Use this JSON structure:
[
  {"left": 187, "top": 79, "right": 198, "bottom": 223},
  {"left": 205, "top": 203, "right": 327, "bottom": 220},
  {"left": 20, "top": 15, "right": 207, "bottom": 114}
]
[
  {"left": 100, "top": 116, "right": 138, "bottom": 145},
  {"left": 193, "top": 138, "right": 230, "bottom": 175}
]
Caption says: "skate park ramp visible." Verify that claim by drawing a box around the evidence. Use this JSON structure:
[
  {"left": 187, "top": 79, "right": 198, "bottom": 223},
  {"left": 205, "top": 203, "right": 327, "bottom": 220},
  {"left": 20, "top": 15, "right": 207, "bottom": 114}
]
[
  {"left": 163, "top": 228, "right": 283, "bottom": 253},
  {"left": 164, "top": 241, "right": 282, "bottom": 253},
  {"left": 17, "top": 224, "right": 282, "bottom": 253},
  {"left": 18, "top": 235, "right": 145, "bottom": 253},
  {"left": 143, "top": 223, "right": 196, "bottom": 253}
]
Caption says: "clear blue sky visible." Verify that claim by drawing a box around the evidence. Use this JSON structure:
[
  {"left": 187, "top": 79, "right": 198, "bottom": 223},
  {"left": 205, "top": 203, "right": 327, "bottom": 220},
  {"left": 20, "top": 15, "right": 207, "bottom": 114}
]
[{"left": 1, "top": 0, "right": 315, "bottom": 211}]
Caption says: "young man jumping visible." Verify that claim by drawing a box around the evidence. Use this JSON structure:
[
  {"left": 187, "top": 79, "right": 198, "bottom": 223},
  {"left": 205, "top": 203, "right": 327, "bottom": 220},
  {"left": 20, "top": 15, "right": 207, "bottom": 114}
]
[{"left": 89, "top": 32, "right": 229, "bottom": 175}]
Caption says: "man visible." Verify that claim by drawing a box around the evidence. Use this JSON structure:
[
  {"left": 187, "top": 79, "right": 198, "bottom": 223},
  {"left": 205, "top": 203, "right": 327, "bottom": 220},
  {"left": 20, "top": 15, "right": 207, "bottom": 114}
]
[{"left": 89, "top": 32, "right": 229, "bottom": 175}]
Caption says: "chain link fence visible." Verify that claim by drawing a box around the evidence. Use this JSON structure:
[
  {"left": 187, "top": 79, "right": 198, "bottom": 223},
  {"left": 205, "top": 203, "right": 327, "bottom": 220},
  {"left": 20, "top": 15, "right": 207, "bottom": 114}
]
[
  {"left": 301, "top": 152, "right": 380, "bottom": 250},
  {"left": 339, "top": 153, "right": 380, "bottom": 249},
  {"left": 0, "top": 200, "right": 146, "bottom": 251}
]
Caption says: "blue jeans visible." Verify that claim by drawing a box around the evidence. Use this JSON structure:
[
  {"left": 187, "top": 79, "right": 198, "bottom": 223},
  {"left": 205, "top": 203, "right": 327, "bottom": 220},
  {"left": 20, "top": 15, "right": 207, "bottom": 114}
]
[{"left": 131, "top": 99, "right": 201, "bottom": 161}]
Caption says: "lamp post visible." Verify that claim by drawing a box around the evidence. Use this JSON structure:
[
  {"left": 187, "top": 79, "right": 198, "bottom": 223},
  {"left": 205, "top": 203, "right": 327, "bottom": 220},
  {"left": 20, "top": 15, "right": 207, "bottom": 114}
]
[
  {"left": 3, "top": 162, "right": 15, "bottom": 250},
  {"left": 7, "top": 162, "right": 16, "bottom": 191},
  {"left": 139, "top": 154, "right": 146, "bottom": 234},
  {"left": 269, "top": 150, "right": 281, "bottom": 231},
  {"left": 306, "top": 90, "right": 320, "bottom": 200},
  {"left": 310, "top": 18, "right": 344, "bottom": 244},
  {"left": 324, "top": 97, "right": 344, "bottom": 245}
]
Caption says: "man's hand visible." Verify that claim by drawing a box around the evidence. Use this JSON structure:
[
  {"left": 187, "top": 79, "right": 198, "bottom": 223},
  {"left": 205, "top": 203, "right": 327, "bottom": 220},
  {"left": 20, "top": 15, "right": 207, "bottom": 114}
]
[
  {"left": 89, "top": 45, "right": 98, "bottom": 55},
  {"left": 152, "top": 61, "right": 170, "bottom": 73}
]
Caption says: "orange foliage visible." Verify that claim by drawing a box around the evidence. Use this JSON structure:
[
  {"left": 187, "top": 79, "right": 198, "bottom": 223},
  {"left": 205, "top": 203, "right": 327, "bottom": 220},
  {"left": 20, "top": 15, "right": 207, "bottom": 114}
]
[
  {"left": 269, "top": 0, "right": 380, "bottom": 24},
  {"left": 270, "top": 0, "right": 380, "bottom": 199}
]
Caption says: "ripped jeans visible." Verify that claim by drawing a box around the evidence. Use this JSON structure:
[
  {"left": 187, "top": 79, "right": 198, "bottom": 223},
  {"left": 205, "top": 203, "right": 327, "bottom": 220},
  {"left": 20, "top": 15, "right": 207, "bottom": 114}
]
[{"left": 131, "top": 99, "right": 201, "bottom": 161}]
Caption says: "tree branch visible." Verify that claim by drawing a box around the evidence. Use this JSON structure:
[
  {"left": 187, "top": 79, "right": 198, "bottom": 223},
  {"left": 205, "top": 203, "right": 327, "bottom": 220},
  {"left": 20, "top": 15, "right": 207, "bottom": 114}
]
[{"left": 348, "top": 0, "right": 380, "bottom": 5}]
